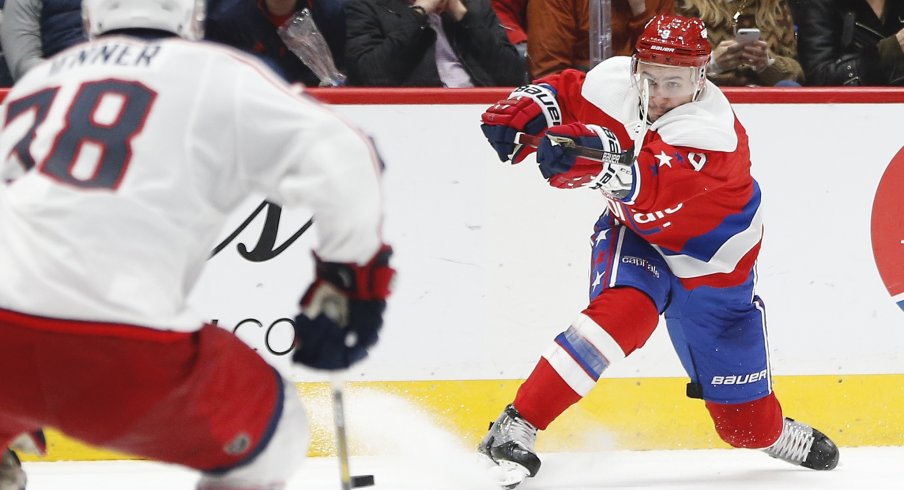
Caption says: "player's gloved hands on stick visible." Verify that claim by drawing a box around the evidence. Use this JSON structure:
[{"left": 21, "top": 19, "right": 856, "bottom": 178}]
[
  {"left": 536, "top": 122, "right": 634, "bottom": 198},
  {"left": 292, "top": 245, "right": 395, "bottom": 370},
  {"left": 480, "top": 84, "right": 561, "bottom": 164}
]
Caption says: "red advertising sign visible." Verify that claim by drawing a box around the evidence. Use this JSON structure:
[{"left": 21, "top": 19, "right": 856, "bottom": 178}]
[{"left": 871, "top": 146, "right": 904, "bottom": 312}]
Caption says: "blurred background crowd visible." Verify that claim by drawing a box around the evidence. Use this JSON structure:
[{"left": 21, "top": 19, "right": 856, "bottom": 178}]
[{"left": 0, "top": 0, "right": 901, "bottom": 88}]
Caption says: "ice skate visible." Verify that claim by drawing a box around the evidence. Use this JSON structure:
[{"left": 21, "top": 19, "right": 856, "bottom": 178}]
[
  {"left": 763, "top": 417, "right": 839, "bottom": 470},
  {"left": 0, "top": 449, "right": 25, "bottom": 490},
  {"left": 477, "top": 404, "right": 541, "bottom": 489}
]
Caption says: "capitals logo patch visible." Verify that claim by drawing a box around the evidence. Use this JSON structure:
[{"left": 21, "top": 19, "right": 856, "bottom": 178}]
[{"left": 871, "top": 146, "right": 904, "bottom": 312}]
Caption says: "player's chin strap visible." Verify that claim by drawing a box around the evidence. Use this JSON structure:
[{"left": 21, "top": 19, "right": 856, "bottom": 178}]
[
  {"left": 692, "top": 64, "right": 707, "bottom": 102},
  {"left": 634, "top": 78, "right": 651, "bottom": 160}
]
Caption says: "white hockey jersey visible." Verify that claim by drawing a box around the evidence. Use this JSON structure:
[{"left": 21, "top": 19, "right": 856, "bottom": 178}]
[{"left": 0, "top": 36, "right": 385, "bottom": 331}]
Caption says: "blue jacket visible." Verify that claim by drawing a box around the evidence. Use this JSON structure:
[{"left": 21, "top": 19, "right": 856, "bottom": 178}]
[{"left": 40, "top": 0, "right": 85, "bottom": 57}]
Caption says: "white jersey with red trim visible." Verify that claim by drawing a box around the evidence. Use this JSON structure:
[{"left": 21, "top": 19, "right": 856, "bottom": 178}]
[
  {"left": 541, "top": 57, "right": 762, "bottom": 288},
  {"left": 0, "top": 36, "right": 385, "bottom": 330}
]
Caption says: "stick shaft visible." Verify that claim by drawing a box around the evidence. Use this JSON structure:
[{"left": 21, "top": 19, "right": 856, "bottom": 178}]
[
  {"left": 516, "top": 133, "right": 604, "bottom": 160},
  {"left": 331, "top": 378, "right": 352, "bottom": 490},
  {"left": 516, "top": 132, "right": 632, "bottom": 165}
]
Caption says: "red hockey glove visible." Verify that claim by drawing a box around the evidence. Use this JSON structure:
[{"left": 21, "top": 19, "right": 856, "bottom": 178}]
[
  {"left": 292, "top": 245, "right": 395, "bottom": 370},
  {"left": 536, "top": 123, "right": 634, "bottom": 198},
  {"left": 480, "top": 84, "right": 562, "bottom": 164}
]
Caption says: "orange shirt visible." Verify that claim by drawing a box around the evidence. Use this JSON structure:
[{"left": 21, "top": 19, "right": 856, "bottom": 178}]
[{"left": 527, "top": 0, "right": 675, "bottom": 78}]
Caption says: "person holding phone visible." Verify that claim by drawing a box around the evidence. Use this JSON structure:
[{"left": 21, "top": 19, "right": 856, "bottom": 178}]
[{"left": 677, "top": 0, "right": 803, "bottom": 86}]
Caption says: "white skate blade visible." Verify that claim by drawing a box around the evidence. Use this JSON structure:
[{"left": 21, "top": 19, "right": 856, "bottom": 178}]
[{"left": 476, "top": 453, "right": 530, "bottom": 489}]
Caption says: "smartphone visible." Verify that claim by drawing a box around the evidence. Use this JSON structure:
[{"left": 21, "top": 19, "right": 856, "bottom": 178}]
[{"left": 735, "top": 28, "right": 761, "bottom": 45}]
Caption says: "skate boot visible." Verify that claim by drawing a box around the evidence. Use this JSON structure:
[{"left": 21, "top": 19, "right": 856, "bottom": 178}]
[
  {"left": 0, "top": 449, "right": 25, "bottom": 490},
  {"left": 763, "top": 417, "right": 839, "bottom": 470},
  {"left": 477, "top": 404, "right": 541, "bottom": 489},
  {"left": 9, "top": 431, "right": 45, "bottom": 458}
]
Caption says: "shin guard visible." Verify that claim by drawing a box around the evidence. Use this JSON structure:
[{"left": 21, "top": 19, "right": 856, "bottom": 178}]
[{"left": 513, "top": 287, "right": 658, "bottom": 429}]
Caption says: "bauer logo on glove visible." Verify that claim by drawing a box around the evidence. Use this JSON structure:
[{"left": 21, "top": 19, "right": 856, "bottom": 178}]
[{"left": 480, "top": 83, "right": 562, "bottom": 164}]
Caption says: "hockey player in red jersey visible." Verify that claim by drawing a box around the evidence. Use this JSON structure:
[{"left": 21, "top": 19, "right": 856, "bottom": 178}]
[
  {"left": 477, "top": 13, "right": 838, "bottom": 488},
  {"left": 0, "top": 1, "right": 393, "bottom": 489}
]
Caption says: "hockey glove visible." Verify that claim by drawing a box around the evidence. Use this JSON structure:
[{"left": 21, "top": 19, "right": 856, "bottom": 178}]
[
  {"left": 536, "top": 122, "right": 634, "bottom": 198},
  {"left": 292, "top": 245, "right": 395, "bottom": 370},
  {"left": 480, "top": 84, "right": 562, "bottom": 164}
]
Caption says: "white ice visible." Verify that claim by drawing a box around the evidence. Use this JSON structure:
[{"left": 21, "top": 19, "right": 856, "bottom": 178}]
[
  {"left": 20, "top": 390, "right": 904, "bottom": 489},
  {"left": 23, "top": 447, "right": 904, "bottom": 490}
]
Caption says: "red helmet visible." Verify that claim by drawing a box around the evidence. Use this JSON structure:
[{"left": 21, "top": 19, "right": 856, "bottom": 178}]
[{"left": 634, "top": 14, "right": 712, "bottom": 68}]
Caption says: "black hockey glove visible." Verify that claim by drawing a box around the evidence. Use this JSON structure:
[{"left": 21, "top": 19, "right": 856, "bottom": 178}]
[{"left": 292, "top": 245, "right": 394, "bottom": 370}]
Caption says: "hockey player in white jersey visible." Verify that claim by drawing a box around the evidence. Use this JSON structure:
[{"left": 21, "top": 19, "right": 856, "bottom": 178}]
[{"left": 0, "top": 1, "right": 394, "bottom": 489}]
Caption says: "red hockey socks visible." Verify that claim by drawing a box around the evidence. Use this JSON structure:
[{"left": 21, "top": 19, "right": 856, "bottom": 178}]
[
  {"left": 706, "top": 392, "right": 784, "bottom": 448},
  {"left": 513, "top": 357, "right": 581, "bottom": 430}
]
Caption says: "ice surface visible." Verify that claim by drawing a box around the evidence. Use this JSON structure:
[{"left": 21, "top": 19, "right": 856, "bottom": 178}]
[
  {"left": 23, "top": 447, "right": 904, "bottom": 489},
  {"left": 19, "top": 389, "right": 904, "bottom": 489}
]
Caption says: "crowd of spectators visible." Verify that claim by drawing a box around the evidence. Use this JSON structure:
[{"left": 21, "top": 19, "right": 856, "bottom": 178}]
[
  {"left": 344, "top": 0, "right": 527, "bottom": 86},
  {"left": 0, "top": 0, "right": 901, "bottom": 88},
  {"left": 677, "top": 0, "right": 803, "bottom": 86}
]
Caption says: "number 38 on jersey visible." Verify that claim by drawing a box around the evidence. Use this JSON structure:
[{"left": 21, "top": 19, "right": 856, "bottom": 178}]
[{"left": 3, "top": 79, "right": 156, "bottom": 190}]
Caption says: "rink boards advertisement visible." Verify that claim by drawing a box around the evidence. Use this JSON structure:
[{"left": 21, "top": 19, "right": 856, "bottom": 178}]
[
  {"left": 23, "top": 89, "right": 904, "bottom": 459},
  {"left": 194, "top": 98, "right": 904, "bottom": 382}
]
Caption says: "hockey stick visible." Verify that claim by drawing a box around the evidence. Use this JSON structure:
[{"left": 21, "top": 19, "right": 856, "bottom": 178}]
[
  {"left": 515, "top": 133, "right": 633, "bottom": 165},
  {"left": 331, "top": 376, "right": 375, "bottom": 489}
]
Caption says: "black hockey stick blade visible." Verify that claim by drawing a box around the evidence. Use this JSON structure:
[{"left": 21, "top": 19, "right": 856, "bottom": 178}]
[
  {"left": 351, "top": 475, "right": 375, "bottom": 487},
  {"left": 516, "top": 132, "right": 632, "bottom": 165}
]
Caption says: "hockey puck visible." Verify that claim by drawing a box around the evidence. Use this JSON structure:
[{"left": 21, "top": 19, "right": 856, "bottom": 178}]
[{"left": 351, "top": 474, "right": 375, "bottom": 487}]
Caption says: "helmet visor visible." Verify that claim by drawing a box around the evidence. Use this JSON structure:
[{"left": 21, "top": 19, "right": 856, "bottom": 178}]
[{"left": 631, "top": 59, "right": 703, "bottom": 100}]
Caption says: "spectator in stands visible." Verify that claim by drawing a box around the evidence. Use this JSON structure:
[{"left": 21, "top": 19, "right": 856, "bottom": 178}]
[
  {"left": 344, "top": 0, "right": 527, "bottom": 87},
  {"left": 492, "top": 0, "right": 527, "bottom": 61},
  {"left": 677, "top": 0, "right": 803, "bottom": 86},
  {"left": 206, "top": 0, "right": 347, "bottom": 86},
  {"left": 527, "top": 0, "right": 674, "bottom": 79},
  {"left": 795, "top": 0, "right": 904, "bottom": 86},
  {"left": 0, "top": 0, "right": 85, "bottom": 81},
  {"left": 0, "top": 1, "right": 14, "bottom": 87}
]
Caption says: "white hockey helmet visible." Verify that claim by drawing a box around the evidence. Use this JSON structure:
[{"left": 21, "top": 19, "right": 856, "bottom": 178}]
[{"left": 82, "top": 0, "right": 206, "bottom": 41}]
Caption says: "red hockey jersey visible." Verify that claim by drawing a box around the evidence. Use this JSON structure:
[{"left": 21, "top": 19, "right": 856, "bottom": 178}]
[{"left": 539, "top": 57, "right": 763, "bottom": 289}]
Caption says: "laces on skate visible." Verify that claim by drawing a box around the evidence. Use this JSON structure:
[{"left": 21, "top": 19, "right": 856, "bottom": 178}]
[{"left": 763, "top": 418, "right": 839, "bottom": 470}]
